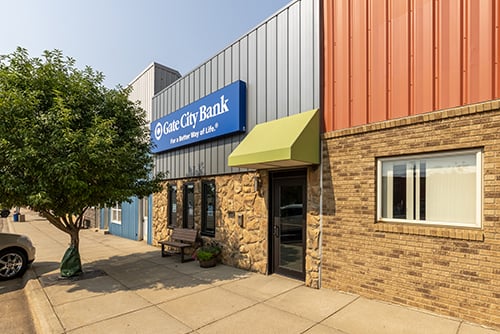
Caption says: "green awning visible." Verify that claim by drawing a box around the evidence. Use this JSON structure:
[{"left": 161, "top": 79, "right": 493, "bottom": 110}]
[{"left": 228, "top": 109, "right": 319, "bottom": 169}]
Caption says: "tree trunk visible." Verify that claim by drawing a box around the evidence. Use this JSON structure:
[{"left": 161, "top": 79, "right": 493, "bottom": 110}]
[
  {"left": 69, "top": 229, "right": 80, "bottom": 252},
  {"left": 41, "top": 211, "right": 84, "bottom": 277}
]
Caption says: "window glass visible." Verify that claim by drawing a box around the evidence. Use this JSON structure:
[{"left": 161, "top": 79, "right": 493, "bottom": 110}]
[
  {"left": 202, "top": 181, "right": 216, "bottom": 236},
  {"left": 378, "top": 150, "right": 481, "bottom": 227},
  {"left": 168, "top": 185, "right": 177, "bottom": 228},
  {"left": 183, "top": 183, "right": 195, "bottom": 229},
  {"left": 111, "top": 203, "right": 122, "bottom": 224}
]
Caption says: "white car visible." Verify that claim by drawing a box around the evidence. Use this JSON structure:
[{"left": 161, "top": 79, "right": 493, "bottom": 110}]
[{"left": 0, "top": 232, "right": 36, "bottom": 280}]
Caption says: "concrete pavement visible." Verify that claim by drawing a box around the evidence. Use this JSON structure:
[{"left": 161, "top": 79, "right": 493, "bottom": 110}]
[{"left": 2, "top": 210, "right": 498, "bottom": 334}]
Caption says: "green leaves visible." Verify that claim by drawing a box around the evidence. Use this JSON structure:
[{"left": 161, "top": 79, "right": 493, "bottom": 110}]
[{"left": 0, "top": 48, "right": 163, "bottom": 216}]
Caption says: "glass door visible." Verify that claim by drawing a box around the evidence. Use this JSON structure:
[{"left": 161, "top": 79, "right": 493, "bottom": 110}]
[{"left": 271, "top": 173, "right": 306, "bottom": 280}]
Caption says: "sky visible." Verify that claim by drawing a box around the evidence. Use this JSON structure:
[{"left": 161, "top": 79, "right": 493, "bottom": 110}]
[{"left": 1, "top": 0, "right": 291, "bottom": 88}]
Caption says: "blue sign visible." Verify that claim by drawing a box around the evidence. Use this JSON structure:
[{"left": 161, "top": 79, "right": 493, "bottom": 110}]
[{"left": 151, "top": 80, "right": 246, "bottom": 153}]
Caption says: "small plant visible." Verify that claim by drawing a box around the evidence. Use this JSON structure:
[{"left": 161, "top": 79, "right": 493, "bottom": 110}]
[
  {"left": 195, "top": 245, "right": 220, "bottom": 261},
  {"left": 194, "top": 241, "right": 221, "bottom": 267}
]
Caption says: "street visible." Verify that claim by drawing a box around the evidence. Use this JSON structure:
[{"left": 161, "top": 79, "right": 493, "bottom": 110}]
[{"left": 0, "top": 275, "right": 36, "bottom": 334}]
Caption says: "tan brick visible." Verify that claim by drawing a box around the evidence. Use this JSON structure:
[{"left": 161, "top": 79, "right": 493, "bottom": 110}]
[{"left": 322, "top": 101, "right": 500, "bottom": 328}]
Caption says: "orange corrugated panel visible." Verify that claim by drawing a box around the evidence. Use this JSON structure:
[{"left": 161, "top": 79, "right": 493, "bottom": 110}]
[
  {"left": 412, "top": 0, "right": 434, "bottom": 115},
  {"left": 322, "top": 0, "right": 500, "bottom": 133},
  {"left": 466, "top": 0, "right": 494, "bottom": 104},
  {"left": 368, "top": 0, "right": 388, "bottom": 123},
  {"left": 323, "top": 0, "right": 335, "bottom": 132},
  {"left": 496, "top": 0, "right": 500, "bottom": 97},
  {"left": 350, "top": 0, "right": 368, "bottom": 126},
  {"left": 333, "top": 0, "right": 350, "bottom": 129},
  {"left": 437, "top": 0, "right": 462, "bottom": 110},
  {"left": 389, "top": 0, "right": 410, "bottom": 119}
]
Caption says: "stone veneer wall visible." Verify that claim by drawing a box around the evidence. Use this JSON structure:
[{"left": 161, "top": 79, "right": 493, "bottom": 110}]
[
  {"left": 152, "top": 168, "right": 322, "bottom": 288},
  {"left": 321, "top": 100, "right": 500, "bottom": 329}
]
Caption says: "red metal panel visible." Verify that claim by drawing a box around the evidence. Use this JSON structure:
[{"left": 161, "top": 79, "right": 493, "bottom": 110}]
[
  {"left": 333, "top": 0, "right": 351, "bottom": 129},
  {"left": 436, "top": 0, "right": 462, "bottom": 109},
  {"left": 323, "top": 0, "right": 335, "bottom": 132},
  {"left": 412, "top": 0, "right": 434, "bottom": 115},
  {"left": 389, "top": 0, "right": 410, "bottom": 119},
  {"left": 350, "top": 0, "right": 368, "bottom": 126},
  {"left": 368, "top": 0, "right": 388, "bottom": 123},
  {"left": 467, "top": 0, "right": 494, "bottom": 104},
  {"left": 322, "top": 0, "right": 500, "bottom": 132},
  {"left": 496, "top": 0, "right": 500, "bottom": 97}
]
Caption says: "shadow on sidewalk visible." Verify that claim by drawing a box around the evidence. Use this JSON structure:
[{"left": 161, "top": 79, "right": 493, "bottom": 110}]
[{"left": 30, "top": 252, "right": 250, "bottom": 295}]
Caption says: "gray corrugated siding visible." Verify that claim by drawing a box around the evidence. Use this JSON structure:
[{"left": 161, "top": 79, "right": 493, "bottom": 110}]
[
  {"left": 152, "top": 0, "right": 319, "bottom": 179},
  {"left": 129, "top": 63, "right": 180, "bottom": 123}
]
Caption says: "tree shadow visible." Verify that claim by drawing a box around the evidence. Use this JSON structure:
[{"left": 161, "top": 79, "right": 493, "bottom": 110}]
[
  {"left": 0, "top": 275, "right": 29, "bottom": 294},
  {"left": 30, "top": 251, "right": 252, "bottom": 296}
]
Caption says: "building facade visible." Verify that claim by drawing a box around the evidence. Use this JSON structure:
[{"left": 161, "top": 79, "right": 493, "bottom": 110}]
[
  {"left": 321, "top": 0, "right": 499, "bottom": 328},
  {"left": 148, "top": 0, "right": 499, "bottom": 328}
]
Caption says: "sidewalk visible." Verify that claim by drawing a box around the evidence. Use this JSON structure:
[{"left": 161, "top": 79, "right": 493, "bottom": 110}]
[{"left": 5, "top": 210, "right": 499, "bottom": 334}]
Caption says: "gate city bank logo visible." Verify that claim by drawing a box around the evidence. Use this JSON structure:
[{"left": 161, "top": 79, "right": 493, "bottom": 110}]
[{"left": 154, "top": 95, "right": 230, "bottom": 142}]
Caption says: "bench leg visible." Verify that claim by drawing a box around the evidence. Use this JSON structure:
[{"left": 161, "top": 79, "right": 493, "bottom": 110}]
[
  {"left": 180, "top": 247, "right": 194, "bottom": 263},
  {"left": 161, "top": 244, "right": 167, "bottom": 257}
]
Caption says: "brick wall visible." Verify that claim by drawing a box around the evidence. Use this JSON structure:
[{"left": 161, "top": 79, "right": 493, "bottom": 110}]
[{"left": 321, "top": 100, "right": 500, "bottom": 328}]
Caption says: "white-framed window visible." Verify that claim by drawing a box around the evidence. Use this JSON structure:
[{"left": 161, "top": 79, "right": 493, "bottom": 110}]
[
  {"left": 111, "top": 203, "right": 122, "bottom": 224},
  {"left": 377, "top": 149, "right": 482, "bottom": 228}
]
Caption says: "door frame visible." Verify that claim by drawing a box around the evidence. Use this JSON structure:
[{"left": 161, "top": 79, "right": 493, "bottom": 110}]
[{"left": 268, "top": 169, "right": 307, "bottom": 280}]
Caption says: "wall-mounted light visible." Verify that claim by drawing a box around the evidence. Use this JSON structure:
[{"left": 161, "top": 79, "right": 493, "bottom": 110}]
[{"left": 254, "top": 175, "right": 262, "bottom": 193}]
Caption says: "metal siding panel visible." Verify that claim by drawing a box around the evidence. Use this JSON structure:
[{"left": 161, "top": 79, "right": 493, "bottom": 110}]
[
  {"left": 211, "top": 58, "right": 219, "bottom": 92},
  {"left": 389, "top": 0, "right": 410, "bottom": 119},
  {"left": 189, "top": 72, "right": 195, "bottom": 103},
  {"left": 277, "top": 10, "right": 289, "bottom": 119},
  {"left": 288, "top": 2, "right": 301, "bottom": 116},
  {"left": 232, "top": 42, "right": 240, "bottom": 82},
  {"left": 183, "top": 77, "right": 188, "bottom": 106},
  {"left": 467, "top": 0, "right": 494, "bottom": 104},
  {"left": 225, "top": 48, "right": 232, "bottom": 86},
  {"left": 313, "top": 0, "right": 320, "bottom": 108},
  {"left": 213, "top": 142, "right": 219, "bottom": 175},
  {"left": 257, "top": 25, "right": 268, "bottom": 123},
  {"left": 248, "top": 31, "right": 258, "bottom": 129},
  {"left": 218, "top": 140, "right": 225, "bottom": 174},
  {"left": 199, "top": 65, "right": 206, "bottom": 98},
  {"left": 350, "top": 0, "right": 368, "bottom": 126},
  {"left": 205, "top": 62, "right": 212, "bottom": 95},
  {"left": 240, "top": 36, "right": 249, "bottom": 88},
  {"left": 496, "top": 1, "right": 500, "bottom": 97},
  {"left": 194, "top": 69, "right": 200, "bottom": 101},
  {"left": 267, "top": 17, "right": 278, "bottom": 122},
  {"left": 333, "top": 0, "right": 350, "bottom": 129},
  {"left": 413, "top": 0, "right": 434, "bottom": 115},
  {"left": 300, "top": 0, "right": 315, "bottom": 113},
  {"left": 323, "top": 0, "right": 334, "bottom": 131},
  {"left": 437, "top": 0, "right": 462, "bottom": 109},
  {"left": 218, "top": 53, "right": 225, "bottom": 89},
  {"left": 188, "top": 146, "right": 195, "bottom": 177}
]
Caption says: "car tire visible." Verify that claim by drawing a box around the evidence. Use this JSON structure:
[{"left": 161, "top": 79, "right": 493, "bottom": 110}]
[
  {"left": 0, "top": 209, "right": 9, "bottom": 218},
  {"left": 0, "top": 248, "right": 28, "bottom": 280}
]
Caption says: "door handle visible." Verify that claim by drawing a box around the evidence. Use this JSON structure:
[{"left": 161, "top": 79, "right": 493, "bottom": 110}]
[{"left": 273, "top": 224, "right": 280, "bottom": 237}]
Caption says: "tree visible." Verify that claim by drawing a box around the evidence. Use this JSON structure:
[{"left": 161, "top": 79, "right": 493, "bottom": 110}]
[{"left": 0, "top": 48, "right": 164, "bottom": 275}]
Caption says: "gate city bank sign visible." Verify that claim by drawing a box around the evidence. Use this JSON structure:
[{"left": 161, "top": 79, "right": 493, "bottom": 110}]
[{"left": 151, "top": 80, "right": 246, "bottom": 153}]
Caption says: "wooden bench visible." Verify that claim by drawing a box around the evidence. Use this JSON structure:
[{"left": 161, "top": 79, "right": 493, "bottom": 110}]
[{"left": 158, "top": 228, "right": 198, "bottom": 263}]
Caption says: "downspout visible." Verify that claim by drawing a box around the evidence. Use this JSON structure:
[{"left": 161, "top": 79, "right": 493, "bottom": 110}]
[{"left": 318, "top": 139, "right": 324, "bottom": 289}]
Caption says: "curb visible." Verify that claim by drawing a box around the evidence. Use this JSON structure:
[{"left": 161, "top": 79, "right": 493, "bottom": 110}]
[
  {"left": 23, "top": 269, "right": 65, "bottom": 334},
  {"left": 7, "top": 214, "right": 64, "bottom": 333}
]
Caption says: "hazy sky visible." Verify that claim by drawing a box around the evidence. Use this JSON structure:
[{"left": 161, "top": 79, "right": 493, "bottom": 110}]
[{"left": 1, "top": 0, "right": 291, "bottom": 88}]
